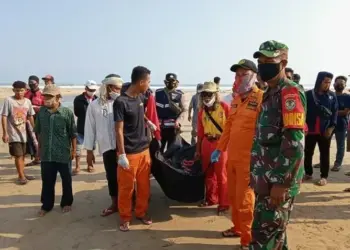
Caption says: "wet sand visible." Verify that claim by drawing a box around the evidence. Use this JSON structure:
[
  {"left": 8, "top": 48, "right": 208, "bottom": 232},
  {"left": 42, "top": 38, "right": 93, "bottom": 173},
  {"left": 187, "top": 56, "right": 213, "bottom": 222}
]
[{"left": 1, "top": 88, "right": 350, "bottom": 249}]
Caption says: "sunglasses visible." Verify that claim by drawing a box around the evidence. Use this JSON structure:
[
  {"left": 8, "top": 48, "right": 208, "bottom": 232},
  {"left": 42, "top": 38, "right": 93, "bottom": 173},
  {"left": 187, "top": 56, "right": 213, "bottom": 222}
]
[{"left": 200, "top": 92, "right": 214, "bottom": 98}]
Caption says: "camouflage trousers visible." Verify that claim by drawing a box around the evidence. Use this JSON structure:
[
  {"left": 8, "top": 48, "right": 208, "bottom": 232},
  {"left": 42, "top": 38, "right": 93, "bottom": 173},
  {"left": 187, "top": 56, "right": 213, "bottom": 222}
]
[{"left": 249, "top": 194, "right": 295, "bottom": 250}]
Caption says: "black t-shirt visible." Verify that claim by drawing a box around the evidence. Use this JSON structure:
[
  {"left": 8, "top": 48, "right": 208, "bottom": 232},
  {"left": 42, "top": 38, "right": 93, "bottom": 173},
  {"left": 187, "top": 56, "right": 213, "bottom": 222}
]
[{"left": 113, "top": 92, "right": 149, "bottom": 154}]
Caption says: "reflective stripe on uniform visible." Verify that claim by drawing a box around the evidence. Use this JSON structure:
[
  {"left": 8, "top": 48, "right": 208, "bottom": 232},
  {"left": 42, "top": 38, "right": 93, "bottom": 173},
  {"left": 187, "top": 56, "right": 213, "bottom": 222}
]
[{"left": 156, "top": 102, "right": 164, "bottom": 108}]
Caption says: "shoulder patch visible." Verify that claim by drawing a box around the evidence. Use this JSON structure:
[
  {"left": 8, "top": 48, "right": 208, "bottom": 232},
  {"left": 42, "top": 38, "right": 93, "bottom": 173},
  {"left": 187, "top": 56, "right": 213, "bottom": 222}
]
[{"left": 281, "top": 86, "right": 305, "bottom": 129}]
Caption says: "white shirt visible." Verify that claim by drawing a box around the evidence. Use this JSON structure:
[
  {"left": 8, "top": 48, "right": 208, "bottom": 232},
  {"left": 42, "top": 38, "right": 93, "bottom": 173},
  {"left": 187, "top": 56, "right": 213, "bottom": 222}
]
[{"left": 84, "top": 98, "right": 116, "bottom": 155}]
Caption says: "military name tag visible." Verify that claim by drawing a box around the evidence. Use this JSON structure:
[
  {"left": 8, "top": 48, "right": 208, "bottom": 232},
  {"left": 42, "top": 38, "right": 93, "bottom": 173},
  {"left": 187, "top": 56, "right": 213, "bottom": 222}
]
[{"left": 246, "top": 101, "right": 258, "bottom": 110}]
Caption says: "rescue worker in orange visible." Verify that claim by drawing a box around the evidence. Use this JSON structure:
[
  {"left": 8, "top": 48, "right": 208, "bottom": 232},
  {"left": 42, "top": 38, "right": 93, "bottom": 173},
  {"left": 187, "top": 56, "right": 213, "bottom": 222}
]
[
  {"left": 211, "top": 59, "right": 263, "bottom": 249},
  {"left": 195, "top": 81, "right": 230, "bottom": 214},
  {"left": 114, "top": 66, "right": 152, "bottom": 232}
]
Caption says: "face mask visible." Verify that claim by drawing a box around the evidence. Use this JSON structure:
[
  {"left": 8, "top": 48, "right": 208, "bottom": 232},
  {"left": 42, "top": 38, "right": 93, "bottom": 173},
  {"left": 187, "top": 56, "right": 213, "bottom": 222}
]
[
  {"left": 203, "top": 96, "right": 216, "bottom": 107},
  {"left": 166, "top": 81, "right": 176, "bottom": 90},
  {"left": 334, "top": 85, "right": 345, "bottom": 92},
  {"left": 258, "top": 63, "right": 281, "bottom": 82},
  {"left": 86, "top": 91, "right": 94, "bottom": 97},
  {"left": 234, "top": 73, "right": 256, "bottom": 94},
  {"left": 110, "top": 91, "right": 120, "bottom": 100}
]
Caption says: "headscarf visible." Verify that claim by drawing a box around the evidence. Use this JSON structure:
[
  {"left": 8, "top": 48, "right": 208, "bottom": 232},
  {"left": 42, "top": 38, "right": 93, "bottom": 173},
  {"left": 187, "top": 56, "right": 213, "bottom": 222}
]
[
  {"left": 233, "top": 71, "right": 257, "bottom": 95},
  {"left": 98, "top": 76, "right": 123, "bottom": 105}
]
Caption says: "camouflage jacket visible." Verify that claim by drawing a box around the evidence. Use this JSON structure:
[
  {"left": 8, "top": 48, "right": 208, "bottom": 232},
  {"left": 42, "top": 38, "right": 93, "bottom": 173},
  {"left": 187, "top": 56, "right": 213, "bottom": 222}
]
[{"left": 250, "top": 79, "right": 306, "bottom": 197}]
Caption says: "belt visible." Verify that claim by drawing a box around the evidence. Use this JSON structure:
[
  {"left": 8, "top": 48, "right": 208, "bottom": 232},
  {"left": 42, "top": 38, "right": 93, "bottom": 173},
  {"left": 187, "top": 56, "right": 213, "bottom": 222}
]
[
  {"left": 160, "top": 119, "right": 176, "bottom": 127},
  {"left": 204, "top": 134, "right": 220, "bottom": 141}
]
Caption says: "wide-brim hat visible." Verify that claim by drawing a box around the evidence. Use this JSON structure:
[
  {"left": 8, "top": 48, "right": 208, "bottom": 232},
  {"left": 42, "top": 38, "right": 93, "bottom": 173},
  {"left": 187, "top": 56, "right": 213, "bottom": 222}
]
[{"left": 199, "top": 81, "right": 218, "bottom": 93}]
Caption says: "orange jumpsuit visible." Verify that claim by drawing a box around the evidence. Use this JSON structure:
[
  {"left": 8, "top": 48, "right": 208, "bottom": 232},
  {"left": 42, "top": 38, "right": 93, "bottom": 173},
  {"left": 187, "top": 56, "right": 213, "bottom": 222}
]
[
  {"left": 216, "top": 86, "right": 263, "bottom": 246},
  {"left": 197, "top": 102, "right": 230, "bottom": 208}
]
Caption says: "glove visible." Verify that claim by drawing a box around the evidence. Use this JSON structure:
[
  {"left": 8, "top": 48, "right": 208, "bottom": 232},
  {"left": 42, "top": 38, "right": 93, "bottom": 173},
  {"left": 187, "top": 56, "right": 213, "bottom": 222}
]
[
  {"left": 157, "top": 140, "right": 162, "bottom": 149},
  {"left": 210, "top": 150, "right": 221, "bottom": 163},
  {"left": 118, "top": 154, "right": 130, "bottom": 169},
  {"left": 147, "top": 120, "right": 157, "bottom": 132}
]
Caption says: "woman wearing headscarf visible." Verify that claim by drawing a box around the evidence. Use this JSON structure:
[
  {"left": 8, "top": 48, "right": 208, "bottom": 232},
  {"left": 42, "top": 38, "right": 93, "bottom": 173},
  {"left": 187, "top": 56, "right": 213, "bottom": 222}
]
[
  {"left": 84, "top": 74, "right": 123, "bottom": 216},
  {"left": 195, "top": 81, "right": 230, "bottom": 215}
]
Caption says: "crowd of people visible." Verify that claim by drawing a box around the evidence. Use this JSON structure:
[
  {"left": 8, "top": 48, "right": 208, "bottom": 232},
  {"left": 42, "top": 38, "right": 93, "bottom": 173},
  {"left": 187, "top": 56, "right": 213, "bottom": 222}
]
[{"left": 1, "top": 39, "right": 350, "bottom": 249}]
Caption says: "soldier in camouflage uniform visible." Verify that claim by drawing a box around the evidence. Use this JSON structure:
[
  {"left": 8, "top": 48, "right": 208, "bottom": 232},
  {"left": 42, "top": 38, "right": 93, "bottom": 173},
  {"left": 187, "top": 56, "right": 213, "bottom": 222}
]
[{"left": 249, "top": 41, "right": 306, "bottom": 250}]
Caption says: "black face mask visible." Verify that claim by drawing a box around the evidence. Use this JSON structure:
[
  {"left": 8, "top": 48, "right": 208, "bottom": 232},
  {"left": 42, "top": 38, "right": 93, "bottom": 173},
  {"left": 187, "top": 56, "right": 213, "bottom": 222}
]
[
  {"left": 258, "top": 63, "right": 281, "bottom": 82},
  {"left": 335, "top": 85, "right": 345, "bottom": 92},
  {"left": 166, "top": 82, "right": 176, "bottom": 90}
]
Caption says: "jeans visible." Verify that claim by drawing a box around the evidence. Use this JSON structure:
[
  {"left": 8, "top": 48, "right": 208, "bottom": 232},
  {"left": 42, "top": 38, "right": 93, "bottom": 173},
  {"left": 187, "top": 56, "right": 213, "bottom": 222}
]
[
  {"left": 41, "top": 161, "right": 73, "bottom": 211},
  {"left": 334, "top": 130, "right": 346, "bottom": 166}
]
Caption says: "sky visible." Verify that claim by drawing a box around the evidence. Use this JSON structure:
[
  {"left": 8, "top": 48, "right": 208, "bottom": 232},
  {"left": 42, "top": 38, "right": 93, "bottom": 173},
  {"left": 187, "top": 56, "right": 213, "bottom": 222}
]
[{"left": 1, "top": 0, "right": 349, "bottom": 88}]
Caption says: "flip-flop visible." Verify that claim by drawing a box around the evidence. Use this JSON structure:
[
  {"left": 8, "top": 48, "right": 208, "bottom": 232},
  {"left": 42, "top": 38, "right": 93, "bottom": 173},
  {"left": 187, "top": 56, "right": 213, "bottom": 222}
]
[
  {"left": 17, "top": 178, "right": 28, "bottom": 185},
  {"left": 25, "top": 160, "right": 40, "bottom": 167},
  {"left": 25, "top": 175, "right": 36, "bottom": 180},
  {"left": 136, "top": 216, "right": 152, "bottom": 225},
  {"left": 87, "top": 166, "right": 95, "bottom": 173},
  {"left": 72, "top": 169, "right": 80, "bottom": 176},
  {"left": 344, "top": 188, "right": 350, "bottom": 192},
  {"left": 100, "top": 207, "right": 118, "bottom": 217},
  {"left": 119, "top": 222, "right": 130, "bottom": 232},
  {"left": 62, "top": 206, "right": 72, "bottom": 213},
  {"left": 222, "top": 228, "right": 240, "bottom": 238}
]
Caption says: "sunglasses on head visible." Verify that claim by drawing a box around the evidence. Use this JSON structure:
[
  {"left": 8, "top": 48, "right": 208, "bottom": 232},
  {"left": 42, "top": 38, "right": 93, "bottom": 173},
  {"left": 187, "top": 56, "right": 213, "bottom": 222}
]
[{"left": 201, "top": 92, "right": 214, "bottom": 97}]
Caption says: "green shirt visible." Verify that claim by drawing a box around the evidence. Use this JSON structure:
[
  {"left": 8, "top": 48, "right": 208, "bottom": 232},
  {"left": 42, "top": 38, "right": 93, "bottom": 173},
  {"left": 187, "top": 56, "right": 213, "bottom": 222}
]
[{"left": 35, "top": 106, "right": 77, "bottom": 164}]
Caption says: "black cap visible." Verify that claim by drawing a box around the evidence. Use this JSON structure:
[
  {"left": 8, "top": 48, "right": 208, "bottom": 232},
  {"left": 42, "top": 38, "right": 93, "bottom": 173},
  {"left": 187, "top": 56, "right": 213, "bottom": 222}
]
[
  {"left": 230, "top": 59, "right": 258, "bottom": 73},
  {"left": 28, "top": 75, "right": 39, "bottom": 83},
  {"left": 214, "top": 76, "right": 220, "bottom": 84},
  {"left": 165, "top": 73, "right": 178, "bottom": 82}
]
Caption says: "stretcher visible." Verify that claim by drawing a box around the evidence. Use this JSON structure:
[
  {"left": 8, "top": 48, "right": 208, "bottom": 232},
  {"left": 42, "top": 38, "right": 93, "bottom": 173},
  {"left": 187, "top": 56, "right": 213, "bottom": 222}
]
[{"left": 150, "top": 137, "right": 206, "bottom": 203}]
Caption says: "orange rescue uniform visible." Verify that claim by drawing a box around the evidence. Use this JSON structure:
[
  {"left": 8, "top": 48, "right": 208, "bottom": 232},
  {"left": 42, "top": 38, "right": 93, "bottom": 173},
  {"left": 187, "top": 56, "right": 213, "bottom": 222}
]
[
  {"left": 197, "top": 102, "right": 230, "bottom": 208},
  {"left": 216, "top": 86, "right": 263, "bottom": 246}
]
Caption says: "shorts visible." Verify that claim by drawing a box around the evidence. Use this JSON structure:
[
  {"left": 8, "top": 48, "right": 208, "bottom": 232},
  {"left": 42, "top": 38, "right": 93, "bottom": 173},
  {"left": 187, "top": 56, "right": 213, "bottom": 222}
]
[
  {"left": 76, "top": 133, "right": 84, "bottom": 156},
  {"left": 76, "top": 133, "right": 95, "bottom": 156},
  {"left": 9, "top": 142, "right": 26, "bottom": 157}
]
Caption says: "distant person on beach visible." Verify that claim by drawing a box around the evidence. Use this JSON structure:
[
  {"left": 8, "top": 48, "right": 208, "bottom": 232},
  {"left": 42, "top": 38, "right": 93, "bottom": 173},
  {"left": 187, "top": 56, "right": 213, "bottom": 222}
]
[
  {"left": 285, "top": 67, "right": 294, "bottom": 80},
  {"left": 211, "top": 59, "right": 262, "bottom": 249},
  {"left": 35, "top": 84, "right": 77, "bottom": 216},
  {"left": 330, "top": 76, "right": 350, "bottom": 172},
  {"left": 304, "top": 71, "right": 338, "bottom": 186},
  {"left": 24, "top": 75, "right": 44, "bottom": 166},
  {"left": 84, "top": 74, "right": 123, "bottom": 216},
  {"left": 42, "top": 74, "right": 55, "bottom": 86},
  {"left": 250, "top": 41, "right": 306, "bottom": 249},
  {"left": 155, "top": 73, "right": 186, "bottom": 152},
  {"left": 72, "top": 80, "right": 98, "bottom": 175},
  {"left": 188, "top": 83, "right": 203, "bottom": 145},
  {"left": 1, "top": 81, "right": 35, "bottom": 185},
  {"left": 196, "top": 81, "right": 229, "bottom": 214},
  {"left": 293, "top": 73, "right": 301, "bottom": 84},
  {"left": 114, "top": 66, "right": 152, "bottom": 231},
  {"left": 214, "top": 76, "right": 221, "bottom": 90}
]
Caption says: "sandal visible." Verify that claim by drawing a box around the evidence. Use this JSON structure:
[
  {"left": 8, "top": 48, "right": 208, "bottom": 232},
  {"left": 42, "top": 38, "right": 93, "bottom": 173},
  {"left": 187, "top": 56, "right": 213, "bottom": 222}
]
[
  {"left": 344, "top": 188, "right": 350, "bottom": 192},
  {"left": 316, "top": 178, "right": 327, "bottom": 186},
  {"left": 17, "top": 178, "right": 28, "bottom": 185},
  {"left": 38, "top": 209, "right": 48, "bottom": 217},
  {"left": 25, "top": 160, "right": 40, "bottom": 167},
  {"left": 222, "top": 228, "right": 240, "bottom": 238},
  {"left": 331, "top": 165, "right": 341, "bottom": 172},
  {"left": 72, "top": 168, "right": 80, "bottom": 176},
  {"left": 87, "top": 166, "right": 95, "bottom": 173},
  {"left": 62, "top": 206, "right": 72, "bottom": 213},
  {"left": 136, "top": 215, "right": 152, "bottom": 225},
  {"left": 119, "top": 221, "right": 130, "bottom": 232},
  {"left": 25, "top": 175, "right": 36, "bottom": 181},
  {"left": 101, "top": 207, "right": 118, "bottom": 217},
  {"left": 313, "top": 164, "right": 320, "bottom": 168},
  {"left": 217, "top": 206, "right": 229, "bottom": 216}
]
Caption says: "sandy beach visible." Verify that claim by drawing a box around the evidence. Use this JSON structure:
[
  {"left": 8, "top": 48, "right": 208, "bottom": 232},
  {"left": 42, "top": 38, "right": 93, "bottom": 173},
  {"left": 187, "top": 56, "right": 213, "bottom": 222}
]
[{"left": 1, "top": 87, "right": 350, "bottom": 250}]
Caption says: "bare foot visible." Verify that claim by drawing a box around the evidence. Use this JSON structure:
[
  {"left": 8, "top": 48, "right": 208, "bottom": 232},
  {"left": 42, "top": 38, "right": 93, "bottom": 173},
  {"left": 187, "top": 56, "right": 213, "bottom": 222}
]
[
  {"left": 38, "top": 210, "right": 47, "bottom": 217},
  {"left": 62, "top": 206, "right": 72, "bottom": 213}
]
